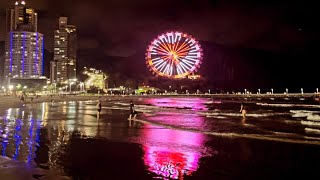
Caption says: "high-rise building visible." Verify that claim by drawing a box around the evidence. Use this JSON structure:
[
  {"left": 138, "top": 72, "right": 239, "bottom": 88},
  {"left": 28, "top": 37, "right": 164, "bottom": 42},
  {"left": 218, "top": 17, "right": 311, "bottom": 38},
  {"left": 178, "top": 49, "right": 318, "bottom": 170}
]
[
  {"left": 0, "top": 41, "right": 5, "bottom": 86},
  {"left": 50, "top": 17, "right": 77, "bottom": 84},
  {"left": 50, "top": 60, "right": 57, "bottom": 83},
  {"left": 4, "top": 0, "right": 44, "bottom": 86},
  {"left": 6, "top": 0, "right": 38, "bottom": 32}
]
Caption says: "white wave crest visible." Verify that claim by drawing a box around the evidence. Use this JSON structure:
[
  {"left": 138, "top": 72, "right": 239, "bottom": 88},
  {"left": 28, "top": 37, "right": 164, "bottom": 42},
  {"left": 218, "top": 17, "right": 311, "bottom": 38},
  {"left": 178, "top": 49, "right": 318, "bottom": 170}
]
[
  {"left": 290, "top": 110, "right": 320, "bottom": 121},
  {"left": 114, "top": 102, "right": 129, "bottom": 106},
  {"left": 302, "top": 120, "right": 320, "bottom": 126},
  {"left": 257, "top": 103, "right": 320, "bottom": 108},
  {"left": 306, "top": 114, "right": 320, "bottom": 121},
  {"left": 305, "top": 128, "right": 320, "bottom": 134},
  {"left": 198, "top": 111, "right": 287, "bottom": 118}
]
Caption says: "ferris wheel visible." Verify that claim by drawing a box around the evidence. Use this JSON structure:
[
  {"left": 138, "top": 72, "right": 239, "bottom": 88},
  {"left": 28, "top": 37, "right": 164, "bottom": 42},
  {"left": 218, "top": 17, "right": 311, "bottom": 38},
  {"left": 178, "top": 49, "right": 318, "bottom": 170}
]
[{"left": 146, "top": 31, "right": 203, "bottom": 79}]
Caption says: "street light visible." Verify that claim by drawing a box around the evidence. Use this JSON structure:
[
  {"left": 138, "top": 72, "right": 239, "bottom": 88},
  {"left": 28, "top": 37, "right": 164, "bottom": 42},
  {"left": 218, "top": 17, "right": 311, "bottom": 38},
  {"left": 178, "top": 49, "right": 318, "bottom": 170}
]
[
  {"left": 80, "top": 82, "right": 85, "bottom": 92},
  {"left": 53, "top": 83, "right": 57, "bottom": 93},
  {"left": 69, "top": 82, "right": 74, "bottom": 93}
]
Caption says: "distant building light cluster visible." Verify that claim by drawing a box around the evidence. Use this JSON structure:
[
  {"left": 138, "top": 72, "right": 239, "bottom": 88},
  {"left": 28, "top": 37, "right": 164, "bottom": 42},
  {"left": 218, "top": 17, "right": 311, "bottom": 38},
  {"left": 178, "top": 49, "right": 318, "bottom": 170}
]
[
  {"left": 83, "top": 67, "right": 107, "bottom": 90},
  {"left": 187, "top": 75, "right": 201, "bottom": 80}
]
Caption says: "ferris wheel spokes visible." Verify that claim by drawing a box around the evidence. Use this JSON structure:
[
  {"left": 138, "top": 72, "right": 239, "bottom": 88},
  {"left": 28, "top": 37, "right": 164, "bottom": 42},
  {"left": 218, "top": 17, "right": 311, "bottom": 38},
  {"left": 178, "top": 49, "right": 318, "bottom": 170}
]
[{"left": 146, "top": 31, "right": 202, "bottom": 79}]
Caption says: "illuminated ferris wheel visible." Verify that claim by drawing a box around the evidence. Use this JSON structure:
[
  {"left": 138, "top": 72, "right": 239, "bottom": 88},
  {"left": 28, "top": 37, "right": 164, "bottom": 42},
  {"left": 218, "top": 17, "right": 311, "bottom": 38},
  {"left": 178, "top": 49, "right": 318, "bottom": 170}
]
[{"left": 146, "top": 31, "right": 203, "bottom": 79}]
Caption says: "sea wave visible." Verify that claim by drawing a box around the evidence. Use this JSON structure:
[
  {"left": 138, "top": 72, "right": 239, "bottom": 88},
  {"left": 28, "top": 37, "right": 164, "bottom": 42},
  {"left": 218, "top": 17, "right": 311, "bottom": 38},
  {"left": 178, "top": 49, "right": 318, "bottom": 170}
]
[
  {"left": 307, "top": 114, "right": 320, "bottom": 121},
  {"left": 130, "top": 118, "right": 320, "bottom": 145},
  {"left": 302, "top": 120, "right": 320, "bottom": 126},
  {"left": 290, "top": 110, "right": 320, "bottom": 121},
  {"left": 257, "top": 103, "right": 320, "bottom": 108},
  {"left": 305, "top": 128, "right": 320, "bottom": 134},
  {"left": 198, "top": 111, "right": 288, "bottom": 118}
]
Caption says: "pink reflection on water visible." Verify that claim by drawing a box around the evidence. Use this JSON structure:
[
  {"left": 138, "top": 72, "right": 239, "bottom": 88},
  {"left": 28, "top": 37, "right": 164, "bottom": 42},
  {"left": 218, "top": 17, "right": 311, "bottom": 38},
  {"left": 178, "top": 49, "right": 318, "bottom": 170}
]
[
  {"left": 142, "top": 125, "right": 206, "bottom": 179},
  {"left": 143, "top": 98, "right": 208, "bottom": 111},
  {"left": 143, "top": 112, "right": 206, "bottom": 130}
]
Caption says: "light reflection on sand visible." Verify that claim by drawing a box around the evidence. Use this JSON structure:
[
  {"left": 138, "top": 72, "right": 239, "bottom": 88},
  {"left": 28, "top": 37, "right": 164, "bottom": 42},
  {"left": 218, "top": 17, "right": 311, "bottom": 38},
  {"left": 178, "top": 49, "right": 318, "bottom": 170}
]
[{"left": 141, "top": 125, "right": 208, "bottom": 179}]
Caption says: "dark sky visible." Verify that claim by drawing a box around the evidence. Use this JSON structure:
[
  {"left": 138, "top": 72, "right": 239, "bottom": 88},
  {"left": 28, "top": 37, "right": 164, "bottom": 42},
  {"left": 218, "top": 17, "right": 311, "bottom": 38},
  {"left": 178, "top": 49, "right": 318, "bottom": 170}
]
[
  {"left": 0, "top": 0, "right": 319, "bottom": 89},
  {"left": 1, "top": 0, "right": 317, "bottom": 54}
]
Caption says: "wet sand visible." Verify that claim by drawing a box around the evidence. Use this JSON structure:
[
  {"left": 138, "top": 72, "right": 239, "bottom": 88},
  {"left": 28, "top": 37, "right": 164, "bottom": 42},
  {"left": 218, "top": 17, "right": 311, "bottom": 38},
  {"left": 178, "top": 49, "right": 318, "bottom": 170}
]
[{"left": 1, "top": 95, "right": 320, "bottom": 179}]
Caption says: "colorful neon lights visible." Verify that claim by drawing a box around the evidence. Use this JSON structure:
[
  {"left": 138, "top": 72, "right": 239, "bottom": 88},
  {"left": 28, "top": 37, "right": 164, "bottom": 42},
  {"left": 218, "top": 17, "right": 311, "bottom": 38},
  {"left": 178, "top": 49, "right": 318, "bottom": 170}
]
[
  {"left": 142, "top": 126, "right": 205, "bottom": 179},
  {"left": 146, "top": 31, "right": 203, "bottom": 79},
  {"left": 9, "top": 32, "right": 13, "bottom": 73}
]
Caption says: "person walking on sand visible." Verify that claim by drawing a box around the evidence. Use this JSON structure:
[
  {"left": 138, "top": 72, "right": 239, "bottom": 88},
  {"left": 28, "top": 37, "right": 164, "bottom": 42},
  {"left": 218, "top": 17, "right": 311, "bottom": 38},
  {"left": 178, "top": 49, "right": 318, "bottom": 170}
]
[
  {"left": 240, "top": 102, "right": 247, "bottom": 118},
  {"left": 96, "top": 100, "right": 102, "bottom": 120},
  {"left": 128, "top": 100, "right": 137, "bottom": 120}
]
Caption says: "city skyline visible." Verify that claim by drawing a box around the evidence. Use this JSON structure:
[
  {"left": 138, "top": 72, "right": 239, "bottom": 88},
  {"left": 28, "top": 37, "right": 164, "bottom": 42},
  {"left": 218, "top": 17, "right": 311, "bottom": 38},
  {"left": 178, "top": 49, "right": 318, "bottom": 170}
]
[
  {"left": 0, "top": 0, "right": 319, "bottom": 88},
  {"left": 3, "top": 0, "right": 44, "bottom": 86}
]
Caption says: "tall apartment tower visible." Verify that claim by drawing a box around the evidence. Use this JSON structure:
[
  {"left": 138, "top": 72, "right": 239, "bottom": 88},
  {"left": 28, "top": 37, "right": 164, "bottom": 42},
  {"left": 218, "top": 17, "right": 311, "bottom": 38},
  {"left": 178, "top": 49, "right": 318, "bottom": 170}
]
[
  {"left": 4, "top": 0, "right": 44, "bottom": 85},
  {"left": 50, "top": 17, "right": 77, "bottom": 84}
]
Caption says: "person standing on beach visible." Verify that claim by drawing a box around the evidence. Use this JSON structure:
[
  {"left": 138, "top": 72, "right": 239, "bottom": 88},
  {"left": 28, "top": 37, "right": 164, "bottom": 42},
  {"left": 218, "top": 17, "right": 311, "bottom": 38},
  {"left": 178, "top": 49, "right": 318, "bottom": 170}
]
[
  {"left": 239, "top": 102, "right": 247, "bottom": 118},
  {"left": 20, "top": 94, "right": 25, "bottom": 103},
  {"left": 96, "top": 101, "right": 102, "bottom": 119},
  {"left": 128, "top": 100, "right": 137, "bottom": 120}
]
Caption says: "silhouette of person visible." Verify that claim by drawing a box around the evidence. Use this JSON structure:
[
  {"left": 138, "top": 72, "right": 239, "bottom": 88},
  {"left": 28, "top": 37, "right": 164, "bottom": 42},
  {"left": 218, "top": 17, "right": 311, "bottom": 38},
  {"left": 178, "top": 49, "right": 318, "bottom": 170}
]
[
  {"left": 240, "top": 102, "right": 247, "bottom": 118},
  {"left": 96, "top": 101, "right": 102, "bottom": 119},
  {"left": 128, "top": 100, "right": 137, "bottom": 120}
]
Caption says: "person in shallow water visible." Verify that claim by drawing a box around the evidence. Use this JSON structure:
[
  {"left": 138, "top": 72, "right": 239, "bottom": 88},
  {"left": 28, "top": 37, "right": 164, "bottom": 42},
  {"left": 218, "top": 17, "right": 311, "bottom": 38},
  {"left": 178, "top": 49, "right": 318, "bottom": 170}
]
[
  {"left": 96, "top": 100, "right": 102, "bottom": 119},
  {"left": 128, "top": 100, "right": 137, "bottom": 120},
  {"left": 239, "top": 102, "right": 247, "bottom": 118}
]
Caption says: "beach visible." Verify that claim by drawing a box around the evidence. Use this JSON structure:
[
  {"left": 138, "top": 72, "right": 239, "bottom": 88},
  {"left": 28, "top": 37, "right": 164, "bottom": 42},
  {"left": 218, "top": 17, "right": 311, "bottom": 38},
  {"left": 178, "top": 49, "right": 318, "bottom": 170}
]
[{"left": 1, "top": 95, "right": 320, "bottom": 179}]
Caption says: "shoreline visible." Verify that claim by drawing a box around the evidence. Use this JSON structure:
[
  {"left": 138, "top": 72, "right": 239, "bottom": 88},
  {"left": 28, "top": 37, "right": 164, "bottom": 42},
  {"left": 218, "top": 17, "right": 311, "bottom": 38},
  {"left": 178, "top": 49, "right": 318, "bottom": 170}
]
[
  {"left": 1, "top": 94, "right": 320, "bottom": 179},
  {"left": 0, "top": 95, "right": 98, "bottom": 178}
]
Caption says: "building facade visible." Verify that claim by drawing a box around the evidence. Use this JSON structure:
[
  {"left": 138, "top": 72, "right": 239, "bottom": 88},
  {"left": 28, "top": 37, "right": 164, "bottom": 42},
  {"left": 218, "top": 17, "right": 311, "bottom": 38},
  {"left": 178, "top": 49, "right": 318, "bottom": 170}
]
[
  {"left": 0, "top": 41, "right": 5, "bottom": 86},
  {"left": 4, "top": 1, "right": 44, "bottom": 86},
  {"left": 4, "top": 32, "right": 43, "bottom": 79},
  {"left": 6, "top": 1, "right": 38, "bottom": 32},
  {"left": 50, "top": 17, "right": 77, "bottom": 84}
]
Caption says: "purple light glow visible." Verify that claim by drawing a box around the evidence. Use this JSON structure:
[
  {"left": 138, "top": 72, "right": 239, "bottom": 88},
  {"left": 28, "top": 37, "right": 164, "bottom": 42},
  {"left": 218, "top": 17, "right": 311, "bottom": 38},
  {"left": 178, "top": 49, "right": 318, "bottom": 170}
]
[
  {"left": 9, "top": 32, "right": 13, "bottom": 73},
  {"left": 145, "top": 112, "right": 206, "bottom": 130},
  {"left": 142, "top": 125, "right": 205, "bottom": 179},
  {"left": 143, "top": 98, "right": 208, "bottom": 111},
  {"left": 42, "top": 37, "right": 44, "bottom": 75}
]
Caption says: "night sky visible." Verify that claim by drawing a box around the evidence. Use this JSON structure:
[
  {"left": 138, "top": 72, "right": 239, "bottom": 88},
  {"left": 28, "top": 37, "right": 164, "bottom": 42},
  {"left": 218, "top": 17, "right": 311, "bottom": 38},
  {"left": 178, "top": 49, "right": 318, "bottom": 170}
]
[{"left": 0, "top": 0, "right": 319, "bottom": 90}]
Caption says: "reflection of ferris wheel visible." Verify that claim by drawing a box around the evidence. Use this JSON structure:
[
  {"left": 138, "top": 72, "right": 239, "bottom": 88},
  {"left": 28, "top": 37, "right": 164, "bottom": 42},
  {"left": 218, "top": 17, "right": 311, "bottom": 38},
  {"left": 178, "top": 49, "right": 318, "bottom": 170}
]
[{"left": 146, "top": 31, "right": 203, "bottom": 79}]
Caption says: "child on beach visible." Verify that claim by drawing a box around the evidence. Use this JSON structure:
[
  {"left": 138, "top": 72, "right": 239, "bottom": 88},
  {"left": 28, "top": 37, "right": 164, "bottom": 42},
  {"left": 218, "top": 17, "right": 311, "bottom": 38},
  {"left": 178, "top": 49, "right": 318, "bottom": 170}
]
[{"left": 128, "top": 100, "right": 137, "bottom": 120}]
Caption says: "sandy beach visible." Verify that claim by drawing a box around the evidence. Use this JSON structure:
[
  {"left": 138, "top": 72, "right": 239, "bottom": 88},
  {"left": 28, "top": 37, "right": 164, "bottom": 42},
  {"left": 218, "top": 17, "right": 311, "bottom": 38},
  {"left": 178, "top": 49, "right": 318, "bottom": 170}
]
[
  {"left": 1, "top": 95, "right": 320, "bottom": 179},
  {"left": 0, "top": 95, "right": 98, "bottom": 180}
]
